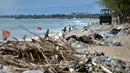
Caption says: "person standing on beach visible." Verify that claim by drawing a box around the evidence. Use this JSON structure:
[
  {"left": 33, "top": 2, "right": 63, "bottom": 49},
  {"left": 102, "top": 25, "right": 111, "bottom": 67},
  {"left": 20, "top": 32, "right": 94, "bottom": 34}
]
[
  {"left": 62, "top": 27, "right": 66, "bottom": 38},
  {"left": 63, "top": 27, "right": 66, "bottom": 33},
  {"left": 23, "top": 35, "right": 26, "bottom": 41},
  {"left": 3, "top": 37, "right": 8, "bottom": 41},
  {"left": 45, "top": 29, "right": 49, "bottom": 38},
  {"left": 72, "top": 25, "right": 74, "bottom": 30},
  {"left": 68, "top": 24, "right": 71, "bottom": 32}
]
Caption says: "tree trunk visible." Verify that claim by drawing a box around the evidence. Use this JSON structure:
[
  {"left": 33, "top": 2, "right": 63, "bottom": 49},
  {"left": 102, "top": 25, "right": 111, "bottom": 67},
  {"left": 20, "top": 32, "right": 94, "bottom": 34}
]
[
  {"left": 118, "top": 12, "right": 127, "bottom": 24},
  {"left": 119, "top": 16, "right": 123, "bottom": 23}
]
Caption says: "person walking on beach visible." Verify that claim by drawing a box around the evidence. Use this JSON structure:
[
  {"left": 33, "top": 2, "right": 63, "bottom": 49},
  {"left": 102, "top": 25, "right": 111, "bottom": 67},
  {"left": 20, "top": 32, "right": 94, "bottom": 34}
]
[
  {"left": 45, "top": 29, "right": 49, "bottom": 38},
  {"left": 23, "top": 35, "right": 26, "bottom": 41},
  {"left": 72, "top": 25, "right": 74, "bottom": 29},
  {"left": 62, "top": 27, "right": 66, "bottom": 38},
  {"left": 3, "top": 37, "right": 8, "bottom": 41},
  {"left": 72, "top": 25, "right": 76, "bottom": 30},
  {"left": 63, "top": 27, "right": 66, "bottom": 33}
]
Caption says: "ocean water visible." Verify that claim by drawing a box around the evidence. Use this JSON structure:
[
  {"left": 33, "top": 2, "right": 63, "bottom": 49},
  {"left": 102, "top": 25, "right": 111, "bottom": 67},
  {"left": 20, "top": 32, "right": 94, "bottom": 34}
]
[{"left": 0, "top": 18, "right": 99, "bottom": 40}]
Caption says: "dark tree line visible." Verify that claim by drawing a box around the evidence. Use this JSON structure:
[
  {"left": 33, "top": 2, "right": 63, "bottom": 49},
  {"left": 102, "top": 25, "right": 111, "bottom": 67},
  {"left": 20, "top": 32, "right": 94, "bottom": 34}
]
[{"left": 0, "top": 14, "right": 100, "bottom": 19}]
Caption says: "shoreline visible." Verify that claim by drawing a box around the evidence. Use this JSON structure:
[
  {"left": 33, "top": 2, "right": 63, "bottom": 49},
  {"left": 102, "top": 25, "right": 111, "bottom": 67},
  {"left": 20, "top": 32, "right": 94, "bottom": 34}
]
[{"left": 0, "top": 18, "right": 99, "bottom": 20}]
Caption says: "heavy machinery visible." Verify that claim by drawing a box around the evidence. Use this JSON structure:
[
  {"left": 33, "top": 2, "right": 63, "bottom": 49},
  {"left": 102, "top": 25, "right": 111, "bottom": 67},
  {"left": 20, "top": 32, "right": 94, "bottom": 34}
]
[{"left": 99, "top": 9, "right": 112, "bottom": 25}]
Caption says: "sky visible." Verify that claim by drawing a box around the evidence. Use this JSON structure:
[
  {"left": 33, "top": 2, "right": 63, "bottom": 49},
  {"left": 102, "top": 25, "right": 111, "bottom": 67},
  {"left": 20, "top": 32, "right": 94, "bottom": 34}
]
[{"left": 0, "top": 0, "right": 102, "bottom": 15}]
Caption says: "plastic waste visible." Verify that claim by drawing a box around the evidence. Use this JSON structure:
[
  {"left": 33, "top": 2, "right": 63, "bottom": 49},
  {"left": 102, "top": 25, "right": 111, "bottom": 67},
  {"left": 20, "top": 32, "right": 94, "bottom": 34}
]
[
  {"left": 0, "top": 64, "right": 3, "bottom": 73},
  {"left": 71, "top": 41, "right": 82, "bottom": 48},
  {"left": 105, "top": 33, "right": 114, "bottom": 38},
  {"left": 128, "top": 70, "right": 130, "bottom": 73},
  {"left": 110, "top": 28, "right": 121, "bottom": 35},
  {"left": 23, "top": 70, "right": 43, "bottom": 73},
  {"left": 68, "top": 38, "right": 76, "bottom": 44},
  {"left": 117, "top": 25, "right": 124, "bottom": 30},
  {"left": 117, "top": 29, "right": 126, "bottom": 36},
  {"left": 113, "top": 41, "right": 121, "bottom": 46},
  {"left": 106, "top": 40, "right": 121, "bottom": 46}
]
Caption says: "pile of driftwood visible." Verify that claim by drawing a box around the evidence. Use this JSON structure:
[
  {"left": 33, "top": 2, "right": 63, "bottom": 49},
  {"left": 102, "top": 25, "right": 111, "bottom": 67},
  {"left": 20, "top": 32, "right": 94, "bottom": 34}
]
[
  {"left": 0, "top": 36, "right": 80, "bottom": 72},
  {"left": 0, "top": 27, "right": 129, "bottom": 73},
  {"left": 0, "top": 26, "right": 130, "bottom": 73},
  {"left": 0, "top": 36, "right": 130, "bottom": 73}
]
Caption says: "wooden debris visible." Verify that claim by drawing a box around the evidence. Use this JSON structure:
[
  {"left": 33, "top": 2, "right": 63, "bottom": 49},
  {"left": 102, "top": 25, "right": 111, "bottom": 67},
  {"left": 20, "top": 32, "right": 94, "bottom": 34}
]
[
  {"left": 0, "top": 36, "right": 78, "bottom": 72},
  {"left": 0, "top": 27, "right": 129, "bottom": 73},
  {"left": 101, "top": 65, "right": 112, "bottom": 73}
]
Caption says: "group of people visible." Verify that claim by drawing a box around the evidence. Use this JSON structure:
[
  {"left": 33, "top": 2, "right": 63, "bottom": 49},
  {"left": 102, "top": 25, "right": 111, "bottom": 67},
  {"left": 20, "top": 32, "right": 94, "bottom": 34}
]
[
  {"left": 62, "top": 25, "right": 76, "bottom": 38},
  {"left": 43, "top": 24, "right": 76, "bottom": 39}
]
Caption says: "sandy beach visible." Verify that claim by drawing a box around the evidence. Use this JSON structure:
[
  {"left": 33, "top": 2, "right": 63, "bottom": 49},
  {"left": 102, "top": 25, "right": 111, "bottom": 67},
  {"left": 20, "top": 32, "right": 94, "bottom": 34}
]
[
  {"left": 0, "top": 22, "right": 130, "bottom": 73},
  {"left": 66, "top": 23, "right": 130, "bottom": 62}
]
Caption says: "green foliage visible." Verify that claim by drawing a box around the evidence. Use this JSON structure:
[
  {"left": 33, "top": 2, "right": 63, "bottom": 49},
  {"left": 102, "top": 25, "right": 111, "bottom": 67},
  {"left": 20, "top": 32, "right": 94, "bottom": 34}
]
[
  {"left": 96, "top": 0, "right": 130, "bottom": 14},
  {"left": 96, "top": 0, "right": 130, "bottom": 23}
]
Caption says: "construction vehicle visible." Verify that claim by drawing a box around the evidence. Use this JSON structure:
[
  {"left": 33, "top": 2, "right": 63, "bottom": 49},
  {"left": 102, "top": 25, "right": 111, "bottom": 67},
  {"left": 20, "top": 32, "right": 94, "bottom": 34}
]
[{"left": 99, "top": 9, "right": 112, "bottom": 25}]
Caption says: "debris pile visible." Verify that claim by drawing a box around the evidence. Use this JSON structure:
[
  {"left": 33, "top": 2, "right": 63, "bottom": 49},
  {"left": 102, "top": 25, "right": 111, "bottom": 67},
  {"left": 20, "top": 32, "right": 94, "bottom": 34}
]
[
  {"left": 105, "top": 25, "right": 130, "bottom": 38},
  {"left": 0, "top": 37, "right": 78, "bottom": 72},
  {"left": 0, "top": 24, "right": 130, "bottom": 73},
  {"left": 0, "top": 36, "right": 129, "bottom": 73},
  {"left": 72, "top": 52, "right": 130, "bottom": 73}
]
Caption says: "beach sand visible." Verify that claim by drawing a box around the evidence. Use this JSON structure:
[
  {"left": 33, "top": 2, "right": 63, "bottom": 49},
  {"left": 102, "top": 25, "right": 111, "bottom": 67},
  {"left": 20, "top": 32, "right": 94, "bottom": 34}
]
[
  {"left": 88, "top": 35, "right": 130, "bottom": 62},
  {"left": 1, "top": 23, "right": 130, "bottom": 72},
  {"left": 66, "top": 24, "right": 130, "bottom": 62}
]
